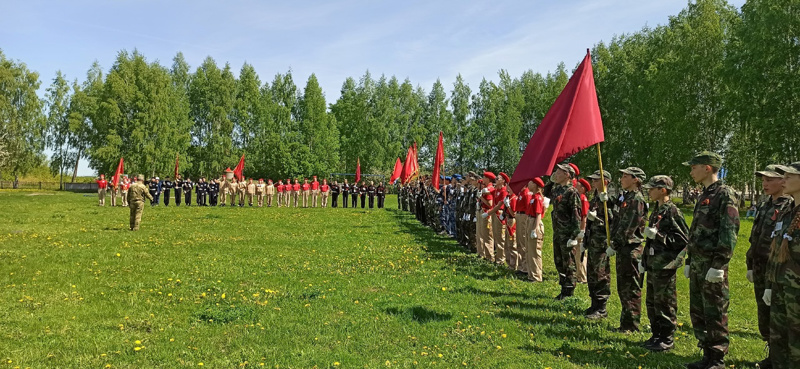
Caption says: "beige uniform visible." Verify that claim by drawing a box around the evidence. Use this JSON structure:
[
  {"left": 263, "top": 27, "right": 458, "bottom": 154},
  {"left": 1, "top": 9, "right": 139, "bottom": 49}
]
[
  {"left": 255, "top": 182, "right": 265, "bottom": 207},
  {"left": 121, "top": 181, "right": 129, "bottom": 207},
  {"left": 237, "top": 181, "right": 247, "bottom": 206},
  {"left": 527, "top": 214, "right": 545, "bottom": 282},
  {"left": 477, "top": 188, "right": 494, "bottom": 261},
  {"left": 127, "top": 182, "right": 153, "bottom": 231},
  {"left": 266, "top": 184, "right": 275, "bottom": 207},
  {"left": 247, "top": 183, "right": 256, "bottom": 206}
]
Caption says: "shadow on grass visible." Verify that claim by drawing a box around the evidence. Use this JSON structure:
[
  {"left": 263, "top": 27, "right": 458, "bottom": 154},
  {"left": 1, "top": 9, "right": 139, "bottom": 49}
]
[{"left": 384, "top": 306, "right": 453, "bottom": 323}]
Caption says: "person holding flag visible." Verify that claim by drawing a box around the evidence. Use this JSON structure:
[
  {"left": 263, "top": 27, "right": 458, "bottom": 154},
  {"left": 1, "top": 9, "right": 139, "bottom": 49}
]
[{"left": 174, "top": 175, "right": 183, "bottom": 206}]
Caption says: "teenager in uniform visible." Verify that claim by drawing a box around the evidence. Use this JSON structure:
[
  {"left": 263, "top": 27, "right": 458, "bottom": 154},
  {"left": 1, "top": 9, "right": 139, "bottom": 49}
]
[
  {"left": 478, "top": 172, "right": 496, "bottom": 262},
  {"left": 182, "top": 177, "right": 193, "bottom": 206},
  {"left": 331, "top": 180, "right": 340, "bottom": 208},
  {"left": 127, "top": 175, "right": 153, "bottom": 231},
  {"left": 526, "top": 178, "right": 546, "bottom": 282},
  {"left": 96, "top": 174, "right": 108, "bottom": 206}
]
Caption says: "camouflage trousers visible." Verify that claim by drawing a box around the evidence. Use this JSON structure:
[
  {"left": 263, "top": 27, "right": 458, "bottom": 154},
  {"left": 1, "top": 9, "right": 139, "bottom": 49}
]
[
  {"left": 645, "top": 269, "right": 678, "bottom": 339},
  {"left": 587, "top": 242, "right": 611, "bottom": 305},
  {"left": 753, "top": 259, "right": 771, "bottom": 342},
  {"left": 770, "top": 283, "right": 800, "bottom": 369},
  {"left": 689, "top": 261, "right": 729, "bottom": 355},
  {"left": 616, "top": 244, "right": 643, "bottom": 330},
  {"left": 129, "top": 202, "right": 144, "bottom": 231},
  {"left": 553, "top": 234, "right": 577, "bottom": 289}
]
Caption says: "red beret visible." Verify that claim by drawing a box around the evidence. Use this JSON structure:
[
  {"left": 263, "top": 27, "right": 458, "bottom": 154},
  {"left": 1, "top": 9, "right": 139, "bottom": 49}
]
[
  {"left": 568, "top": 163, "right": 580, "bottom": 176},
  {"left": 499, "top": 172, "right": 510, "bottom": 183},
  {"left": 578, "top": 178, "right": 591, "bottom": 191},
  {"left": 483, "top": 171, "right": 496, "bottom": 180},
  {"left": 532, "top": 177, "right": 545, "bottom": 188}
]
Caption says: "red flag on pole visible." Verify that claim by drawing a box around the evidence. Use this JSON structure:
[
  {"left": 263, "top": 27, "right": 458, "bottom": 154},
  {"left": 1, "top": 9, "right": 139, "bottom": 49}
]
[
  {"left": 355, "top": 158, "right": 361, "bottom": 183},
  {"left": 509, "top": 50, "right": 605, "bottom": 194},
  {"left": 112, "top": 157, "right": 124, "bottom": 187},
  {"left": 390, "top": 158, "right": 403, "bottom": 183},
  {"left": 233, "top": 154, "right": 245, "bottom": 181},
  {"left": 409, "top": 142, "right": 419, "bottom": 182},
  {"left": 174, "top": 153, "right": 179, "bottom": 179},
  {"left": 431, "top": 131, "right": 444, "bottom": 189}
]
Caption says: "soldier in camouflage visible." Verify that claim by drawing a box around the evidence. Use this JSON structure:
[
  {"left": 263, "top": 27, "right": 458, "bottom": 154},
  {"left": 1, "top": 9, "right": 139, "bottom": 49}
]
[
  {"left": 606, "top": 167, "right": 647, "bottom": 333},
  {"left": 641, "top": 175, "right": 689, "bottom": 352},
  {"left": 550, "top": 163, "right": 582, "bottom": 300},
  {"left": 584, "top": 170, "right": 614, "bottom": 320},
  {"left": 764, "top": 162, "right": 800, "bottom": 369},
  {"left": 682, "top": 151, "right": 740, "bottom": 369},
  {"left": 747, "top": 165, "right": 792, "bottom": 368}
]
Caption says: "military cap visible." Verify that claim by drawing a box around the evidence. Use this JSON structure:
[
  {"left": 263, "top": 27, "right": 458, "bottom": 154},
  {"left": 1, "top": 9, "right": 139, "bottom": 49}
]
[
  {"left": 775, "top": 162, "right": 800, "bottom": 176},
  {"left": 468, "top": 171, "right": 477, "bottom": 179},
  {"left": 499, "top": 172, "right": 510, "bottom": 183},
  {"left": 556, "top": 163, "right": 575, "bottom": 176},
  {"left": 755, "top": 164, "right": 783, "bottom": 178},
  {"left": 619, "top": 167, "right": 646, "bottom": 182},
  {"left": 642, "top": 175, "right": 674, "bottom": 190},
  {"left": 445, "top": 176, "right": 452, "bottom": 181},
  {"left": 683, "top": 151, "right": 722, "bottom": 168},
  {"left": 587, "top": 170, "right": 611, "bottom": 180},
  {"left": 483, "top": 171, "right": 496, "bottom": 180}
]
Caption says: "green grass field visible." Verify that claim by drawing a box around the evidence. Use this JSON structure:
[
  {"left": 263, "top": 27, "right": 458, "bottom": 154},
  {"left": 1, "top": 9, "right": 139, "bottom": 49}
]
[{"left": 0, "top": 191, "right": 764, "bottom": 368}]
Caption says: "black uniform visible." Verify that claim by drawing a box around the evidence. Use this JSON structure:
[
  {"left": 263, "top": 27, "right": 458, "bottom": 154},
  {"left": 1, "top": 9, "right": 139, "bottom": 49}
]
[
  {"left": 342, "top": 183, "right": 350, "bottom": 208},
  {"left": 174, "top": 178, "right": 183, "bottom": 206},
  {"left": 148, "top": 180, "right": 159, "bottom": 206},
  {"left": 358, "top": 185, "right": 366, "bottom": 208},
  {"left": 367, "top": 185, "right": 376, "bottom": 208},
  {"left": 377, "top": 185, "right": 385, "bottom": 208},
  {"left": 182, "top": 180, "right": 193, "bottom": 205},
  {"left": 209, "top": 181, "right": 219, "bottom": 206},
  {"left": 196, "top": 180, "right": 208, "bottom": 206},
  {"left": 331, "top": 183, "right": 340, "bottom": 208},
  {"left": 162, "top": 180, "right": 174, "bottom": 206}
]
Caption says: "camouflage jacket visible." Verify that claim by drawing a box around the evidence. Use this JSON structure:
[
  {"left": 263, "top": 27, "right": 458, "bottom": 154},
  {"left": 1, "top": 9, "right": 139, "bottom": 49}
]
[
  {"left": 766, "top": 203, "right": 800, "bottom": 288},
  {"left": 610, "top": 189, "right": 647, "bottom": 249},
  {"left": 643, "top": 200, "right": 689, "bottom": 270},
  {"left": 747, "top": 195, "right": 793, "bottom": 270},
  {"left": 586, "top": 190, "right": 615, "bottom": 247},
  {"left": 550, "top": 183, "right": 581, "bottom": 240},
  {"left": 687, "top": 181, "right": 740, "bottom": 270}
]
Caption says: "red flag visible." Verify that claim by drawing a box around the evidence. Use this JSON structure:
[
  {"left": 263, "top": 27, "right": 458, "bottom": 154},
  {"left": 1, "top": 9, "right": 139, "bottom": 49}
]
[
  {"left": 390, "top": 158, "right": 403, "bottom": 183},
  {"left": 409, "top": 142, "right": 419, "bottom": 182},
  {"left": 355, "top": 158, "right": 361, "bottom": 183},
  {"left": 174, "top": 153, "right": 179, "bottom": 178},
  {"left": 112, "top": 157, "right": 124, "bottom": 187},
  {"left": 509, "top": 50, "right": 604, "bottom": 194},
  {"left": 431, "top": 132, "right": 444, "bottom": 189},
  {"left": 233, "top": 154, "right": 245, "bottom": 181}
]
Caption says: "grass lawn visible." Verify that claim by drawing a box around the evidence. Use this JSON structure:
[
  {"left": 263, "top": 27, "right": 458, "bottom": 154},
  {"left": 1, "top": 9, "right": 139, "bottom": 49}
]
[{"left": 0, "top": 191, "right": 764, "bottom": 368}]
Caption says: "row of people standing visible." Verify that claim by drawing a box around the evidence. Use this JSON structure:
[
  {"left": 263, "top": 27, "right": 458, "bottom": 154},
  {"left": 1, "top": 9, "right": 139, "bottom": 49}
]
[{"left": 97, "top": 175, "right": 387, "bottom": 209}]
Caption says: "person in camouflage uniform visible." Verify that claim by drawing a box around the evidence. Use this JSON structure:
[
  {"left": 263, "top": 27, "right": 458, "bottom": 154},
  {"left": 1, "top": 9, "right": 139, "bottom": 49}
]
[
  {"left": 640, "top": 175, "right": 689, "bottom": 352},
  {"left": 550, "top": 163, "right": 582, "bottom": 300},
  {"left": 764, "top": 162, "right": 800, "bottom": 369},
  {"left": 606, "top": 167, "right": 647, "bottom": 333},
  {"left": 584, "top": 170, "right": 614, "bottom": 320},
  {"left": 747, "top": 165, "right": 792, "bottom": 368},
  {"left": 682, "top": 151, "right": 740, "bottom": 369},
  {"left": 127, "top": 175, "right": 154, "bottom": 231},
  {"left": 465, "top": 173, "right": 480, "bottom": 252}
]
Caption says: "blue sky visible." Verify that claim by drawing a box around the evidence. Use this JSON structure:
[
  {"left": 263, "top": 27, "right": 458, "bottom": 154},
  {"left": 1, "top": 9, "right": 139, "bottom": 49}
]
[{"left": 2, "top": 0, "right": 745, "bottom": 176}]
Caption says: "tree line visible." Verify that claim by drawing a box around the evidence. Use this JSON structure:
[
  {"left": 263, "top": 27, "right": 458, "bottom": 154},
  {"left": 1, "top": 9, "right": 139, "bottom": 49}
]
[{"left": 1, "top": 0, "right": 797, "bottom": 191}]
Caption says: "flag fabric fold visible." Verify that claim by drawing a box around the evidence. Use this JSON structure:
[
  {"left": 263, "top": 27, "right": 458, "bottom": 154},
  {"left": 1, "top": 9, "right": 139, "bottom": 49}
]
[
  {"left": 174, "top": 154, "right": 179, "bottom": 179},
  {"left": 355, "top": 158, "right": 361, "bottom": 184},
  {"left": 509, "top": 50, "right": 605, "bottom": 194},
  {"left": 431, "top": 132, "right": 444, "bottom": 189},
  {"left": 112, "top": 157, "right": 124, "bottom": 187},
  {"left": 233, "top": 154, "right": 245, "bottom": 181},
  {"left": 390, "top": 158, "right": 403, "bottom": 183}
]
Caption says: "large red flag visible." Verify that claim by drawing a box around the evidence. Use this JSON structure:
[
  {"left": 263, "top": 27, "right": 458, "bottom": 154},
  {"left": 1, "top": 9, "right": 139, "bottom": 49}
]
[
  {"left": 355, "top": 158, "right": 361, "bottom": 183},
  {"left": 233, "top": 154, "right": 245, "bottom": 181},
  {"left": 112, "top": 157, "right": 124, "bottom": 187},
  {"left": 431, "top": 132, "right": 444, "bottom": 189},
  {"left": 174, "top": 153, "right": 179, "bottom": 178},
  {"left": 509, "top": 50, "right": 604, "bottom": 194},
  {"left": 390, "top": 158, "right": 403, "bottom": 183},
  {"left": 409, "top": 142, "right": 419, "bottom": 182},
  {"left": 401, "top": 146, "right": 413, "bottom": 184}
]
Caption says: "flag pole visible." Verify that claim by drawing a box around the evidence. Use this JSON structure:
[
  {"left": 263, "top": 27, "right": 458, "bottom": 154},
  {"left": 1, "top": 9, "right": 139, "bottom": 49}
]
[{"left": 596, "top": 143, "right": 612, "bottom": 248}]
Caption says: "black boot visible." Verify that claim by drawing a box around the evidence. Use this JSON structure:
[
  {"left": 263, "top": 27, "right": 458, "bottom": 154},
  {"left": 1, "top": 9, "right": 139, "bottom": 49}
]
[
  {"left": 556, "top": 287, "right": 574, "bottom": 301},
  {"left": 686, "top": 349, "right": 710, "bottom": 369},
  {"left": 583, "top": 300, "right": 597, "bottom": 316},
  {"left": 703, "top": 350, "right": 724, "bottom": 369},
  {"left": 645, "top": 336, "right": 674, "bottom": 352},
  {"left": 586, "top": 301, "right": 608, "bottom": 320},
  {"left": 756, "top": 344, "right": 772, "bottom": 369},
  {"left": 554, "top": 286, "right": 565, "bottom": 300}
]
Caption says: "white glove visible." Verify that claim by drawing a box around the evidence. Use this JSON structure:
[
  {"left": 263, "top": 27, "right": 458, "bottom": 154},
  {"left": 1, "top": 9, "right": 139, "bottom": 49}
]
[
  {"left": 605, "top": 247, "right": 616, "bottom": 257},
  {"left": 587, "top": 211, "right": 598, "bottom": 221},
  {"left": 577, "top": 230, "right": 585, "bottom": 240},
  {"left": 598, "top": 192, "right": 609, "bottom": 202},
  {"left": 568, "top": 239, "right": 578, "bottom": 247},
  {"left": 473, "top": 217, "right": 477, "bottom": 223},
  {"left": 763, "top": 289, "right": 772, "bottom": 306},
  {"left": 543, "top": 197, "right": 551, "bottom": 209},
  {"left": 531, "top": 230, "right": 538, "bottom": 239},
  {"left": 746, "top": 270, "right": 754, "bottom": 283},
  {"left": 482, "top": 188, "right": 490, "bottom": 194},
  {"left": 481, "top": 212, "right": 489, "bottom": 219},
  {"left": 644, "top": 227, "right": 658, "bottom": 239},
  {"left": 504, "top": 198, "right": 511, "bottom": 207},
  {"left": 684, "top": 265, "right": 691, "bottom": 279},
  {"left": 638, "top": 260, "right": 645, "bottom": 274},
  {"left": 706, "top": 268, "right": 725, "bottom": 283}
]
